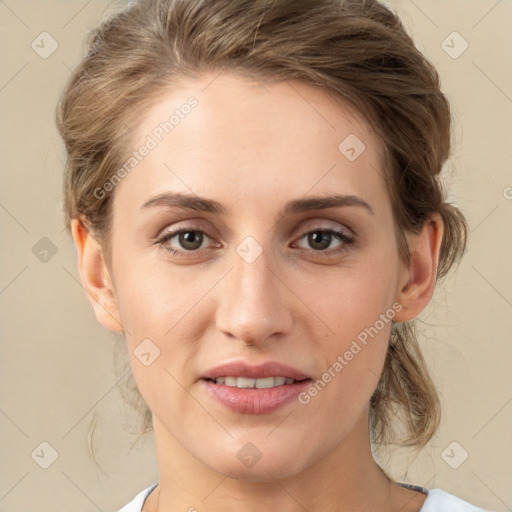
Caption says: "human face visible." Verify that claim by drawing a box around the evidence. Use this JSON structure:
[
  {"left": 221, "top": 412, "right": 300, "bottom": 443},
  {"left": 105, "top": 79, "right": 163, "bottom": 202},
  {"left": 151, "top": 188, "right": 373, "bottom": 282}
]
[{"left": 107, "top": 72, "right": 404, "bottom": 479}]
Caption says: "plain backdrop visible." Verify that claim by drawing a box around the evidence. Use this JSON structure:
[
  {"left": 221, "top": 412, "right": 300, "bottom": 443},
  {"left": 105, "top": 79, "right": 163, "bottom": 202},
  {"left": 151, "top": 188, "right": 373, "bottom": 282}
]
[{"left": 0, "top": 1, "right": 511, "bottom": 511}]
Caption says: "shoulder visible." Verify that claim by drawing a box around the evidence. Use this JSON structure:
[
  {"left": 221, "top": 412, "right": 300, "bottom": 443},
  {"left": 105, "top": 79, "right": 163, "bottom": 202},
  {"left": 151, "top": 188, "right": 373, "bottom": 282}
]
[
  {"left": 117, "top": 483, "right": 158, "bottom": 512},
  {"left": 421, "top": 488, "right": 494, "bottom": 512}
]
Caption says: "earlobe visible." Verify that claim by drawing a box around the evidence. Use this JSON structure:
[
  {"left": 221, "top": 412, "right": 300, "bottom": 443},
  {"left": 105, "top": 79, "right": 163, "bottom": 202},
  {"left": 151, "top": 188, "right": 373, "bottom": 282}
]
[
  {"left": 71, "top": 218, "right": 124, "bottom": 333},
  {"left": 394, "top": 214, "right": 444, "bottom": 323}
]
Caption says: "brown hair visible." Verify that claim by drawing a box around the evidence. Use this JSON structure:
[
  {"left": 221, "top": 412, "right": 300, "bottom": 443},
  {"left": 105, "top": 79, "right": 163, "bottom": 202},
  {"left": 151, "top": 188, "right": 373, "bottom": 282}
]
[{"left": 56, "top": 0, "right": 467, "bottom": 468}]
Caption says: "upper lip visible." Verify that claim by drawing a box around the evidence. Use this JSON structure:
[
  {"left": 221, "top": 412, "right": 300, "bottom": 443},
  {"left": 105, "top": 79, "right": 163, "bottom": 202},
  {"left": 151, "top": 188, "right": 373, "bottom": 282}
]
[{"left": 202, "top": 361, "right": 311, "bottom": 381}]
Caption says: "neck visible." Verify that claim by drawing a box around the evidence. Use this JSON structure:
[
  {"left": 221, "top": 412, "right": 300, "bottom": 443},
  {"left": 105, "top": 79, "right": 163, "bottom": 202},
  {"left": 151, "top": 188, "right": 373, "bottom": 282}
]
[{"left": 143, "top": 410, "right": 411, "bottom": 512}]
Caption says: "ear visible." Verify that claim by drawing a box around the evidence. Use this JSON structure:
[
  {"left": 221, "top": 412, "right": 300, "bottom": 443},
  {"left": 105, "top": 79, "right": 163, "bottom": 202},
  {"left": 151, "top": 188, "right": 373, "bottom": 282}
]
[
  {"left": 394, "top": 213, "right": 444, "bottom": 322},
  {"left": 71, "top": 218, "right": 124, "bottom": 332}
]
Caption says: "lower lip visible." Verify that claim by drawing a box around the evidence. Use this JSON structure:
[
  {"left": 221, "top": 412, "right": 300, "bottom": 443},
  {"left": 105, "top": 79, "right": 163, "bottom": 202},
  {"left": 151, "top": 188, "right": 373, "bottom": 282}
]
[{"left": 201, "top": 379, "right": 312, "bottom": 415}]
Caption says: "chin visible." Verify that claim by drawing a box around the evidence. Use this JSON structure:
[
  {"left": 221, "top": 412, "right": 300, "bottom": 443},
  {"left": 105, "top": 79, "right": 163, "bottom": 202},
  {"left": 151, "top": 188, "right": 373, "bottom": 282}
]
[
  {"left": 203, "top": 440, "right": 313, "bottom": 482},
  {"left": 214, "top": 459, "right": 306, "bottom": 482}
]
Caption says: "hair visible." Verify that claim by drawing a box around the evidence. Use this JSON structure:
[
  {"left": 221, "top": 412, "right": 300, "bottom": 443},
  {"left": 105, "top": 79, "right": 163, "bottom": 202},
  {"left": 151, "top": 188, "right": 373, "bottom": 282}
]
[{"left": 56, "top": 0, "right": 468, "bottom": 472}]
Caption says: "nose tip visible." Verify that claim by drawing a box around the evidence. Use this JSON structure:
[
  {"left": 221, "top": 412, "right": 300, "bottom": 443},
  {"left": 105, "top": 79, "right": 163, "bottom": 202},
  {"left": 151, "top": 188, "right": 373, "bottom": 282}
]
[
  {"left": 215, "top": 253, "right": 293, "bottom": 346},
  {"left": 227, "top": 311, "right": 280, "bottom": 347}
]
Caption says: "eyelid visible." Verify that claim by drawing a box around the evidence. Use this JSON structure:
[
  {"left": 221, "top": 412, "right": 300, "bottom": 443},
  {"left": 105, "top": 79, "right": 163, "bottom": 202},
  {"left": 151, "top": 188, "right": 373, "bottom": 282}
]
[
  {"left": 292, "top": 219, "right": 356, "bottom": 243},
  {"left": 296, "top": 221, "right": 354, "bottom": 237},
  {"left": 154, "top": 220, "right": 218, "bottom": 242},
  {"left": 156, "top": 226, "right": 219, "bottom": 246}
]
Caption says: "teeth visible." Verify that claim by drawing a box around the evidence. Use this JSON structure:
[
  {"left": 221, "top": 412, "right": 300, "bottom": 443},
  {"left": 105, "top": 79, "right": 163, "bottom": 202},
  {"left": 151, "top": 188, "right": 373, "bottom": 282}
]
[
  {"left": 213, "top": 376, "right": 296, "bottom": 388},
  {"left": 256, "top": 377, "right": 275, "bottom": 389},
  {"left": 273, "top": 376, "right": 286, "bottom": 386},
  {"left": 237, "top": 377, "right": 256, "bottom": 388},
  {"left": 224, "top": 377, "right": 237, "bottom": 386}
]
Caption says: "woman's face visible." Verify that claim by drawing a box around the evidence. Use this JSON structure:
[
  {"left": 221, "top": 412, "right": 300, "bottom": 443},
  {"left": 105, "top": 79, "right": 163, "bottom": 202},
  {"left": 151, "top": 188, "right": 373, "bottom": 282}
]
[{"left": 105, "top": 72, "right": 409, "bottom": 479}]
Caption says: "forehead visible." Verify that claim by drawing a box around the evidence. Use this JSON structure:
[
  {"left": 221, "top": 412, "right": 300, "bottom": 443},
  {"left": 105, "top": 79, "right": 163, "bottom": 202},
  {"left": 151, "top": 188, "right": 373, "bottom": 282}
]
[{"left": 113, "top": 72, "right": 388, "bottom": 216}]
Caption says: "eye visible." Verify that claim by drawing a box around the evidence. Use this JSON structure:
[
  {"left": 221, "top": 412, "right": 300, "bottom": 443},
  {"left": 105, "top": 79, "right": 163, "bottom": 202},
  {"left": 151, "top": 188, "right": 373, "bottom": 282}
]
[
  {"left": 294, "top": 228, "right": 355, "bottom": 255},
  {"left": 156, "top": 228, "right": 218, "bottom": 256}
]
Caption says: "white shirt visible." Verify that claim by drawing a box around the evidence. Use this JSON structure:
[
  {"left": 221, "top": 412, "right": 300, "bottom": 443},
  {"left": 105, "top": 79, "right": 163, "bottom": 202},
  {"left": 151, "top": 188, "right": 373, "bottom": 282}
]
[{"left": 117, "top": 482, "right": 494, "bottom": 511}]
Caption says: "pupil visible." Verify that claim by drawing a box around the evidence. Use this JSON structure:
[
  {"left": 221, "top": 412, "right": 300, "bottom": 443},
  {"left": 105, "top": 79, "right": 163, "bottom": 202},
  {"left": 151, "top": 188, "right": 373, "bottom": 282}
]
[
  {"left": 309, "top": 231, "right": 330, "bottom": 250},
  {"left": 180, "top": 231, "right": 202, "bottom": 250}
]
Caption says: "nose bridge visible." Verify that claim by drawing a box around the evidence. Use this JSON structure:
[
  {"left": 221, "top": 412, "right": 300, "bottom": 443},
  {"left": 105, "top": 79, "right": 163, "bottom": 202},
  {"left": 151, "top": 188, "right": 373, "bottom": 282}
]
[{"left": 216, "top": 241, "right": 292, "bottom": 344}]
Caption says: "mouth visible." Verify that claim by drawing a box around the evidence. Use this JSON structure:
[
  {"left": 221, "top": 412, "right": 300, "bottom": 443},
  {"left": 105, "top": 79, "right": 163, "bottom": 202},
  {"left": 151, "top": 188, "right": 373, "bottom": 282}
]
[{"left": 200, "top": 361, "right": 313, "bottom": 415}]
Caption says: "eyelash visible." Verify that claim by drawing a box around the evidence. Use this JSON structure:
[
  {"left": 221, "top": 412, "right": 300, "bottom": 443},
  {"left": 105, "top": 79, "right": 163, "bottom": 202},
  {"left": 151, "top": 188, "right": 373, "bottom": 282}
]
[{"left": 155, "top": 226, "right": 355, "bottom": 259}]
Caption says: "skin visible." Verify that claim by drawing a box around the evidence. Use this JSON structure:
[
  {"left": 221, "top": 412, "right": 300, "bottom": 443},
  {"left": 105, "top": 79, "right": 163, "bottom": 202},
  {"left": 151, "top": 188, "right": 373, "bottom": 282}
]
[{"left": 72, "top": 72, "right": 443, "bottom": 512}]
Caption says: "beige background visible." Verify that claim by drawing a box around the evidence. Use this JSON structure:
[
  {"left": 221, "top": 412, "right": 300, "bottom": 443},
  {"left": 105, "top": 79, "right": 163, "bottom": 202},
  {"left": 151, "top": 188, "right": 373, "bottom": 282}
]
[{"left": 0, "top": 0, "right": 511, "bottom": 511}]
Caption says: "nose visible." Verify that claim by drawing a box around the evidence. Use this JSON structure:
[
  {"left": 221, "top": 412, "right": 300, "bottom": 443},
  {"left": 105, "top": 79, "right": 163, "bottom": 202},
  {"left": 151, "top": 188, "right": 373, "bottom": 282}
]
[{"left": 215, "top": 245, "right": 293, "bottom": 346}]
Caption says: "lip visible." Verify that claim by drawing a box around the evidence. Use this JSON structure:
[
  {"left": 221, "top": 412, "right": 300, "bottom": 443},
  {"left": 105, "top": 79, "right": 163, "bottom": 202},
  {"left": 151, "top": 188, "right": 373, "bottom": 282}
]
[
  {"left": 200, "top": 360, "right": 312, "bottom": 415},
  {"left": 201, "top": 360, "right": 310, "bottom": 381},
  {"left": 201, "top": 379, "right": 312, "bottom": 415}
]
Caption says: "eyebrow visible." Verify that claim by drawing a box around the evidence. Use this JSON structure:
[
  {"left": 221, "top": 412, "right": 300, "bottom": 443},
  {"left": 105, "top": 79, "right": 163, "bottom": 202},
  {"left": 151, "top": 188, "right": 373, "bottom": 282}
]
[{"left": 141, "top": 192, "right": 374, "bottom": 217}]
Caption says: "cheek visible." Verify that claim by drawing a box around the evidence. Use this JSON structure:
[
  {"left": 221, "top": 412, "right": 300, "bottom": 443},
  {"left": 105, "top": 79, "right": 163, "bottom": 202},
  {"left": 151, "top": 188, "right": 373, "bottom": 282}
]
[
  {"left": 295, "top": 256, "right": 399, "bottom": 342},
  {"left": 113, "top": 253, "right": 211, "bottom": 338},
  {"left": 296, "top": 285, "right": 394, "bottom": 446},
  {"left": 293, "top": 255, "right": 397, "bottom": 407},
  {"left": 111, "top": 255, "right": 216, "bottom": 393}
]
